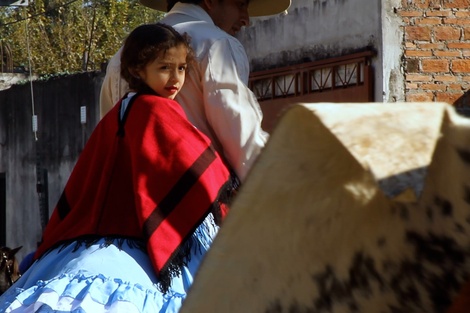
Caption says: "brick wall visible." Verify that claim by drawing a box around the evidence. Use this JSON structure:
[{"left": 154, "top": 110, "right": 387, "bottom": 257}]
[{"left": 399, "top": 0, "right": 470, "bottom": 108}]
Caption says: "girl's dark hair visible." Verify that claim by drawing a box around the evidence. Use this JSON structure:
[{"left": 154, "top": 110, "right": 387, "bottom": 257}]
[{"left": 121, "top": 23, "right": 194, "bottom": 92}]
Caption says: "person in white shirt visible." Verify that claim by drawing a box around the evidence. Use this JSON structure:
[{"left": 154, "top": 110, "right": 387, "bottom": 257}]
[{"left": 100, "top": 0, "right": 291, "bottom": 182}]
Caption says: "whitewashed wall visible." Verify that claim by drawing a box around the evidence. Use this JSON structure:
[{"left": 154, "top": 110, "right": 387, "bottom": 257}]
[{"left": 381, "top": 0, "right": 405, "bottom": 102}]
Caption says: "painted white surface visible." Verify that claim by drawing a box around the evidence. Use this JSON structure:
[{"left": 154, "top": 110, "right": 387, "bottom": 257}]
[
  {"left": 0, "top": 73, "right": 29, "bottom": 91},
  {"left": 381, "top": 0, "right": 405, "bottom": 102}
]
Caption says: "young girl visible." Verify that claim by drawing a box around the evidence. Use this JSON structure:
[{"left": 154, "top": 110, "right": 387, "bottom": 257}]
[{"left": 0, "top": 23, "right": 237, "bottom": 313}]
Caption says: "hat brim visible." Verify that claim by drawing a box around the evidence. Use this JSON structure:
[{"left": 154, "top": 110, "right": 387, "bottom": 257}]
[{"left": 139, "top": 0, "right": 291, "bottom": 17}]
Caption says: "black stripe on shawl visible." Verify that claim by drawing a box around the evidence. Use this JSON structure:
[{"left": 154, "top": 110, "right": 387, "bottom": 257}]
[
  {"left": 142, "top": 146, "right": 217, "bottom": 240},
  {"left": 57, "top": 191, "right": 71, "bottom": 220}
]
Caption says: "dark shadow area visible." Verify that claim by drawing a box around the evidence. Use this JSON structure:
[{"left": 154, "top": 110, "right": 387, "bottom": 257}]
[
  {"left": 454, "top": 91, "right": 470, "bottom": 118},
  {"left": 377, "top": 166, "right": 428, "bottom": 200}
]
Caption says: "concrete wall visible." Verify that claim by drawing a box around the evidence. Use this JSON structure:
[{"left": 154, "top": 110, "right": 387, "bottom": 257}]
[{"left": 236, "top": 0, "right": 384, "bottom": 101}]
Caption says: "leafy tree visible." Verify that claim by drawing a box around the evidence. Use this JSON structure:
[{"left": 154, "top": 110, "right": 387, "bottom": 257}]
[{"left": 0, "top": 0, "right": 163, "bottom": 75}]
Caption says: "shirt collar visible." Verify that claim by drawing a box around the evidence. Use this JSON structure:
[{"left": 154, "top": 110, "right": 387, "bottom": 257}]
[{"left": 167, "top": 2, "right": 215, "bottom": 26}]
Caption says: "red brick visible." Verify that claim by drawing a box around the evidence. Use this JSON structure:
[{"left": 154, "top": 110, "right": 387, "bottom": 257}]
[
  {"left": 434, "top": 50, "right": 462, "bottom": 57},
  {"left": 399, "top": 10, "right": 423, "bottom": 17},
  {"left": 419, "top": 43, "right": 445, "bottom": 49},
  {"left": 434, "top": 26, "right": 461, "bottom": 40},
  {"left": 421, "top": 83, "right": 447, "bottom": 90},
  {"left": 412, "top": 0, "right": 430, "bottom": 8},
  {"left": 464, "top": 27, "right": 470, "bottom": 39},
  {"left": 447, "top": 83, "right": 464, "bottom": 90},
  {"left": 404, "top": 0, "right": 432, "bottom": 8},
  {"left": 448, "top": 42, "right": 470, "bottom": 49},
  {"left": 435, "top": 91, "right": 464, "bottom": 104},
  {"left": 455, "top": 11, "right": 470, "bottom": 18},
  {"left": 405, "top": 50, "right": 434, "bottom": 57},
  {"left": 435, "top": 75, "right": 458, "bottom": 82},
  {"left": 405, "top": 26, "right": 432, "bottom": 40},
  {"left": 416, "top": 17, "right": 442, "bottom": 25},
  {"left": 406, "top": 92, "right": 434, "bottom": 102},
  {"left": 422, "top": 59, "right": 450, "bottom": 72},
  {"left": 443, "top": 0, "right": 470, "bottom": 9},
  {"left": 452, "top": 59, "right": 470, "bottom": 72},
  {"left": 426, "top": 9, "right": 453, "bottom": 17},
  {"left": 406, "top": 83, "right": 419, "bottom": 89},
  {"left": 443, "top": 18, "right": 470, "bottom": 25}
]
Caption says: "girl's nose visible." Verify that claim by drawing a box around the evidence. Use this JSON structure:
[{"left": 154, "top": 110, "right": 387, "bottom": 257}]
[{"left": 170, "top": 71, "right": 180, "bottom": 81}]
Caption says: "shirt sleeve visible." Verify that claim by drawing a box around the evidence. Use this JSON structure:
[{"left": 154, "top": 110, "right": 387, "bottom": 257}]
[
  {"left": 99, "top": 47, "right": 129, "bottom": 119},
  {"left": 202, "top": 37, "right": 269, "bottom": 182}
]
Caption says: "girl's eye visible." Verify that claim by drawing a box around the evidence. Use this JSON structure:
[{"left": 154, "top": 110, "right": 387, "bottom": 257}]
[{"left": 178, "top": 66, "right": 187, "bottom": 71}]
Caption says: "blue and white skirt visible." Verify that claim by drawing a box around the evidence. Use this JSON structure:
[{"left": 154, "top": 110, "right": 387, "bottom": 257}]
[{"left": 0, "top": 214, "right": 218, "bottom": 313}]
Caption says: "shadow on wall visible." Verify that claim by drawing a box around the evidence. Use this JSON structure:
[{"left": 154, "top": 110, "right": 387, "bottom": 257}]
[{"left": 455, "top": 91, "right": 470, "bottom": 118}]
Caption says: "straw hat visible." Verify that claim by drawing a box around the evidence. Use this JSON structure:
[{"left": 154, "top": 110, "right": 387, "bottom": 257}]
[{"left": 139, "top": 0, "right": 291, "bottom": 17}]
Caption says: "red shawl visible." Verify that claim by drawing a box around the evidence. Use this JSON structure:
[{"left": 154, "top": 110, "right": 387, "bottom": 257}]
[{"left": 34, "top": 93, "right": 233, "bottom": 286}]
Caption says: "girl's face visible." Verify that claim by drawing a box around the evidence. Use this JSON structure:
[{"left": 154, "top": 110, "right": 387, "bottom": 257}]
[{"left": 138, "top": 44, "right": 188, "bottom": 100}]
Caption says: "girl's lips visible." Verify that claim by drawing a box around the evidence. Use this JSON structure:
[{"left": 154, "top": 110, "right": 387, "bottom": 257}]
[{"left": 165, "top": 87, "right": 178, "bottom": 94}]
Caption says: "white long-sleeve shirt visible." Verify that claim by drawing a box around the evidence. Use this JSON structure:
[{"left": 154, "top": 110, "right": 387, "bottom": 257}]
[{"left": 99, "top": 3, "right": 268, "bottom": 182}]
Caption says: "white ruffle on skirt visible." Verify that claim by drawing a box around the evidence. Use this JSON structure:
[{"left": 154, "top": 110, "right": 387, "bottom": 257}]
[{"left": 0, "top": 214, "right": 218, "bottom": 313}]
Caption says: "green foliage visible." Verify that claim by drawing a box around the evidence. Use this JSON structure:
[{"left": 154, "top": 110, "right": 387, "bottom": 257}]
[{"left": 0, "top": 0, "right": 163, "bottom": 75}]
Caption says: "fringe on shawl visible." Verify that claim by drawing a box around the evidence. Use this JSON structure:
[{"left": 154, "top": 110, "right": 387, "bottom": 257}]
[{"left": 157, "top": 173, "right": 240, "bottom": 293}]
